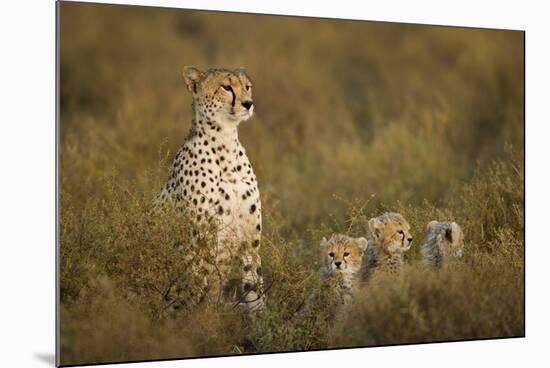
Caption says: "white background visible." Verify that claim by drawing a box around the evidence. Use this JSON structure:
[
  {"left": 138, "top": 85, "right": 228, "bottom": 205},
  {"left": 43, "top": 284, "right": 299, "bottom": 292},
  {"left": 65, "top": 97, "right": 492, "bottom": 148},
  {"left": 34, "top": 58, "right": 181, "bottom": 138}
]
[{"left": 0, "top": 0, "right": 548, "bottom": 367}]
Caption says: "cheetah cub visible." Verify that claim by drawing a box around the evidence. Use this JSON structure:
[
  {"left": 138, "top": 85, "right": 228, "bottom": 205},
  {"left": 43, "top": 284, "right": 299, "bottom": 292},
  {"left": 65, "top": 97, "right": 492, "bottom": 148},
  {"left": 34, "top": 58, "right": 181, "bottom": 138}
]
[
  {"left": 321, "top": 234, "right": 369, "bottom": 302},
  {"left": 421, "top": 221, "right": 465, "bottom": 269},
  {"left": 156, "top": 67, "right": 263, "bottom": 311},
  {"left": 365, "top": 212, "right": 413, "bottom": 278},
  {"left": 297, "top": 234, "right": 368, "bottom": 319}
]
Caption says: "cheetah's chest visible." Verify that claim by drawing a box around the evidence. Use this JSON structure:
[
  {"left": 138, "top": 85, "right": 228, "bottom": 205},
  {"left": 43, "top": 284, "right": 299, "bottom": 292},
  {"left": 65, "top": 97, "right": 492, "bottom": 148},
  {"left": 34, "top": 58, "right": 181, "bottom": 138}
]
[{"left": 217, "top": 152, "right": 261, "bottom": 241}]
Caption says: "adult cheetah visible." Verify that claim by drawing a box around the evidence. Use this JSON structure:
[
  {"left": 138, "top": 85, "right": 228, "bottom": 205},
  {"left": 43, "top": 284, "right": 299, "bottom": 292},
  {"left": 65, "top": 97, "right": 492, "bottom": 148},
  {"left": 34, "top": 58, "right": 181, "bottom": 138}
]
[{"left": 156, "top": 66, "right": 263, "bottom": 311}]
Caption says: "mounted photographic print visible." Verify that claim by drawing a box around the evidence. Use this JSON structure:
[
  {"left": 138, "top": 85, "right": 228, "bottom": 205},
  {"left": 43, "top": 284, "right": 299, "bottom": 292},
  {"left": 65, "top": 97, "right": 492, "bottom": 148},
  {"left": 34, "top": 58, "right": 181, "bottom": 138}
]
[{"left": 57, "top": 1, "right": 525, "bottom": 366}]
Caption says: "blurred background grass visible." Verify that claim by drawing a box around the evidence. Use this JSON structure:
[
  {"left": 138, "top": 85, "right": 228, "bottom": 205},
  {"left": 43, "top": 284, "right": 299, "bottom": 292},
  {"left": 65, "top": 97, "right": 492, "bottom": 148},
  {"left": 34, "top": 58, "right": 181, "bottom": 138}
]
[{"left": 59, "top": 2, "right": 524, "bottom": 365}]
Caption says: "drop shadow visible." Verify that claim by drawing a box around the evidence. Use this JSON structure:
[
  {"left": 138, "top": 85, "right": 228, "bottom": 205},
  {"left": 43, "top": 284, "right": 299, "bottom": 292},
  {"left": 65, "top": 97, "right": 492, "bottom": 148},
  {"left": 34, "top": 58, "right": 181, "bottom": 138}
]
[{"left": 34, "top": 353, "right": 56, "bottom": 366}]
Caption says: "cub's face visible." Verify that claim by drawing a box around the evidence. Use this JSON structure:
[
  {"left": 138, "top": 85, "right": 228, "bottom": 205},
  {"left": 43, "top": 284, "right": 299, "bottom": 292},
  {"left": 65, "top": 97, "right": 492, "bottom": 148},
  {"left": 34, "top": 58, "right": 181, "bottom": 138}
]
[
  {"left": 369, "top": 213, "right": 413, "bottom": 253},
  {"left": 321, "top": 234, "right": 368, "bottom": 277},
  {"left": 183, "top": 66, "right": 254, "bottom": 125},
  {"left": 428, "top": 221, "right": 465, "bottom": 259}
]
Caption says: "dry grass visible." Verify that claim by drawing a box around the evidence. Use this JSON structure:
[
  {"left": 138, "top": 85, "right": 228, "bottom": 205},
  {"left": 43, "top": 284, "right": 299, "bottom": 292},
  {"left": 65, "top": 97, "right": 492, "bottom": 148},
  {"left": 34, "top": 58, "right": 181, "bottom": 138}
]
[{"left": 58, "top": 2, "right": 524, "bottom": 366}]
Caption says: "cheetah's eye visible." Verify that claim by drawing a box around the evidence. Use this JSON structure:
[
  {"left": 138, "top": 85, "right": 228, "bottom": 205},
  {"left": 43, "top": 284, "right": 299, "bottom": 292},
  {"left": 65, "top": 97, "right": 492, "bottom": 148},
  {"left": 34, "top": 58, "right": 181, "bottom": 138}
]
[
  {"left": 398, "top": 230, "right": 404, "bottom": 235},
  {"left": 343, "top": 252, "right": 350, "bottom": 257},
  {"left": 221, "top": 85, "right": 233, "bottom": 92},
  {"left": 246, "top": 85, "right": 251, "bottom": 91},
  {"left": 328, "top": 252, "right": 335, "bottom": 258}
]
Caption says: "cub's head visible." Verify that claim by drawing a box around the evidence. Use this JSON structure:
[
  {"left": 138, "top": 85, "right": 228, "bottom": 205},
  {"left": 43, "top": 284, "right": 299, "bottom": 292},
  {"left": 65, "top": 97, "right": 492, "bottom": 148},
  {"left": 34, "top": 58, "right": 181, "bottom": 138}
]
[
  {"left": 183, "top": 66, "right": 254, "bottom": 125},
  {"left": 426, "top": 221, "right": 465, "bottom": 260},
  {"left": 368, "top": 212, "right": 413, "bottom": 253},
  {"left": 320, "top": 234, "right": 368, "bottom": 277}
]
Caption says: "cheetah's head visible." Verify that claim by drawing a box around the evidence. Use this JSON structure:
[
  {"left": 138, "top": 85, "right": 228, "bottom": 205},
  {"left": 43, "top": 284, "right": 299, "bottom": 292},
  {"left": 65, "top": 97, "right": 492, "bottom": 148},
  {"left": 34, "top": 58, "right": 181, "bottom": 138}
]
[
  {"left": 368, "top": 212, "right": 413, "bottom": 254},
  {"left": 320, "top": 234, "right": 368, "bottom": 277},
  {"left": 426, "top": 221, "right": 465, "bottom": 260},
  {"left": 183, "top": 66, "right": 254, "bottom": 126}
]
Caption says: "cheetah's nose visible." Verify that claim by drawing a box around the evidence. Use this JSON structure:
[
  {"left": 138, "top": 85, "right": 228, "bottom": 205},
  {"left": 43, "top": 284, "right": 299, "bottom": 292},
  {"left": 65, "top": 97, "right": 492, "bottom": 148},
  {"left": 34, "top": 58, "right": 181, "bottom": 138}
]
[
  {"left": 242, "top": 100, "right": 253, "bottom": 110},
  {"left": 408, "top": 237, "right": 413, "bottom": 243},
  {"left": 334, "top": 261, "right": 342, "bottom": 268}
]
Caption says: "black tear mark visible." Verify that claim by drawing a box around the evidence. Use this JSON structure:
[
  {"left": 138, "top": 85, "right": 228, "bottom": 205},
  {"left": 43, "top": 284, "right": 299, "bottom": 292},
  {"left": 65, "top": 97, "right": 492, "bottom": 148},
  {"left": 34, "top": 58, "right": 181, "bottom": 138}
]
[{"left": 229, "top": 87, "right": 236, "bottom": 107}]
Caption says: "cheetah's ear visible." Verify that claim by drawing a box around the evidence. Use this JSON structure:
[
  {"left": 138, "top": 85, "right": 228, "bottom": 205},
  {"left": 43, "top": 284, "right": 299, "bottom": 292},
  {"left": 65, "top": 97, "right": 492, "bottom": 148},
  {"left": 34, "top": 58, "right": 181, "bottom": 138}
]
[
  {"left": 320, "top": 237, "right": 328, "bottom": 248},
  {"left": 356, "top": 237, "right": 368, "bottom": 252},
  {"left": 368, "top": 218, "right": 383, "bottom": 239},
  {"left": 449, "top": 222, "right": 462, "bottom": 242},
  {"left": 444, "top": 227, "right": 453, "bottom": 242},
  {"left": 183, "top": 66, "right": 204, "bottom": 93},
  {"left": 427, "top": 220, "right": 438, "bottom": 230}
]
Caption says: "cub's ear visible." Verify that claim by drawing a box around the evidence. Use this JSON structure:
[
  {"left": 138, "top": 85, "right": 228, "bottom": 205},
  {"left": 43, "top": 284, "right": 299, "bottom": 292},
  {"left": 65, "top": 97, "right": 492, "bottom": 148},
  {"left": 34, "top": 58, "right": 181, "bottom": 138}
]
[
  {"left": 368, "top": 218, "right": 382, "bottom": 239},
  {"left": 450, "top": 222, "right": 462, "bottom": 241},
  {"left": 183, "top": 66, "right": 204, "bottom": 93},
  {"left": 444, "top": 227, "right": 453, "bottom": 242},
  {"left": 356, "top": 237, "right": 368, "bottom": 252},
  {"left": 320, "top": 237, "right": 328, "bottom": 248},
  {"left": 427, "top": 220, "right": 438, "bottom": 230}
]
